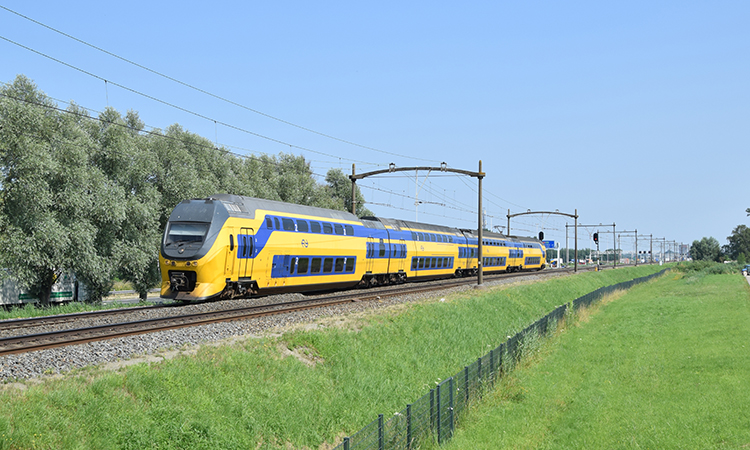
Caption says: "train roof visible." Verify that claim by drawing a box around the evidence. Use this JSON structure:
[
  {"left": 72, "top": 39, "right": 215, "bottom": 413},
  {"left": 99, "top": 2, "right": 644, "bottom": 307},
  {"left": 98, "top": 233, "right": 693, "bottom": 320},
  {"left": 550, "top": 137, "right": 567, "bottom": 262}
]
[
  {"left": 363, "top": 216, "right": 462, "bottom": 235},
  {"left": 206, "top": 194, "right": 360, "bottom": 222}
]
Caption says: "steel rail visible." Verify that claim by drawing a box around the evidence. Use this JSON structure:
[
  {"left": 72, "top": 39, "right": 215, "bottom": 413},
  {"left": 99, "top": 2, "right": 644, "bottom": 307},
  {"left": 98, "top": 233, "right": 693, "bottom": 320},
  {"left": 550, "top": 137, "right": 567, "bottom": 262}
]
[{"left": 0, "top": 265, "right": 611, "bottom": 356}]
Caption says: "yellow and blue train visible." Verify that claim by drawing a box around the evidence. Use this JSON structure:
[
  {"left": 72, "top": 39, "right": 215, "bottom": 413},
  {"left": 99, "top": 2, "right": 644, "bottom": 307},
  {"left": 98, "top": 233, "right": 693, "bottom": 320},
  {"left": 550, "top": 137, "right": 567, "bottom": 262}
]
[{"left": 159, "top": 195, "right": 546, "bottom": 301}]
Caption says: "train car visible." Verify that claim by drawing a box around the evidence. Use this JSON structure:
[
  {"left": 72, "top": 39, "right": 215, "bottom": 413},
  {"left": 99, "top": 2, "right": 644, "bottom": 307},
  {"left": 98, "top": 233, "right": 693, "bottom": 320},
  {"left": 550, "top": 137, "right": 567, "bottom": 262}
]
[
  {"left": 0, "top": 271, "right": 81, "bottom": 307},
  {"left": 159, "top": 194, "right": 546, "bottom": 302}
]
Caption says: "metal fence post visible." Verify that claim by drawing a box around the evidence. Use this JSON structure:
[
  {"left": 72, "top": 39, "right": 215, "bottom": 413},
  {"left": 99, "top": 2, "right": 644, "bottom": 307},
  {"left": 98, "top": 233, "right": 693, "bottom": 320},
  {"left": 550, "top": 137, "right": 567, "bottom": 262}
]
[
  {"left": 430, "top": 388, "right": 435, "bottom": 432},
  {"left": 464, "top": 366, "right": 469, "bottom": 402},
  {"left": 343, "top": 437, "right": 350, "bottom": 450},
  {"left": 477, "top": 357, "right": 482, "bottom": 382},
  {"left": 437, "top": 383, "right": 442, "bottom": 444},
  {"left": 378, "top": 414, "right": 384, "bottom": 450},
  {"left": 490, "top": 349, "right": 494, "bottom": 379},
  {"left": 449, "top": 377, "right": 455, "bottom": 438},
  {"left": 406, "top": 404, "right": 412, "bottom": 450}
]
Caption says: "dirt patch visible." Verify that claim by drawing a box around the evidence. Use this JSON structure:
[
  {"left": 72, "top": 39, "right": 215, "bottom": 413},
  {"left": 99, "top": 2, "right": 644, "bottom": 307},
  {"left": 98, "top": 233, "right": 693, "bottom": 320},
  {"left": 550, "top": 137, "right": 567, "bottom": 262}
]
[{"left": 277, "top": 343, "right": 323, "bottom": 367}]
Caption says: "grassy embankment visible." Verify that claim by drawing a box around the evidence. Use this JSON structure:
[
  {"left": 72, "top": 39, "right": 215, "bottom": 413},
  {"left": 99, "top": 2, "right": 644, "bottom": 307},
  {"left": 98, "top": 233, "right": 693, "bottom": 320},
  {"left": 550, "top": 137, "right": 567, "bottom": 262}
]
[
  {"left": 440, "top": 264, "right": 750, "bottom": 449},
  {"left": 0, "top": 265, "right": 664, "bottom": 449}
]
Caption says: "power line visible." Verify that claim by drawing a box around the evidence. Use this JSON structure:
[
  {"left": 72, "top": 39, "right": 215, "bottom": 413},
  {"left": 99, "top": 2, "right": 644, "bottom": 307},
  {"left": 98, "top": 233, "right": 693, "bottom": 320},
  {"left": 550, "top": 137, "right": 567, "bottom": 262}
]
[
  {"left": 0, "top": 34, "right": 384, "bottom": 168},
  {"left": 0, "top": 4, "right": 435, "bottom": 163}
]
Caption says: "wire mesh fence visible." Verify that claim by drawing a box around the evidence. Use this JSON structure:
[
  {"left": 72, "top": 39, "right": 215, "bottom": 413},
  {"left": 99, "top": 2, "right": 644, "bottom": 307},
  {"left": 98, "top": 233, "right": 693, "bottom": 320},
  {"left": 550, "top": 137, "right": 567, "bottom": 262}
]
[{"left": 335, "top": 268, "right": 669, "bottom": 450}]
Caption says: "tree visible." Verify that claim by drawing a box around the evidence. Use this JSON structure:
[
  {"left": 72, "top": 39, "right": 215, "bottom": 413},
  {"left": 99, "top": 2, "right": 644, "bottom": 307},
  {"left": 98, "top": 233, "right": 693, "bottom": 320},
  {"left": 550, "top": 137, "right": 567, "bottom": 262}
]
[
  {"left": 0, "top": 76, "right": 123, "bottom": 302},
  {"left": 724, "top": 225, "right": 750, "bottom": 261},
  {"left": 324, "top": 168, "right": 373, "bottom": 217},
  {"left": 690, "top": 237, "right": 721, "bottom": 262},
  {"left": 89, "top": 108, "right": 162, "bottom": 301}
]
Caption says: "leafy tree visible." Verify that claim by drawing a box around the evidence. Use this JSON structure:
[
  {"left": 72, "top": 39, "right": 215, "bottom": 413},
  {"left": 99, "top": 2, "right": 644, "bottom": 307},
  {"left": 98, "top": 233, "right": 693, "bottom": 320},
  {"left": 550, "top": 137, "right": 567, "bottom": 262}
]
[
  {"left": 89, "top": 108, "right": 162, "bottom": 301},
  {"left": 324, "top": 168, "right": 373, "bottom": 217},
  {"left": 724, "top": 225, "right": 750, "bottom": 261},
  {"left": 690, "top": 237, "right": 721, "bottom": 262},
  {"left": 0, "top": 76, "right": 122, "bottom": 302}
]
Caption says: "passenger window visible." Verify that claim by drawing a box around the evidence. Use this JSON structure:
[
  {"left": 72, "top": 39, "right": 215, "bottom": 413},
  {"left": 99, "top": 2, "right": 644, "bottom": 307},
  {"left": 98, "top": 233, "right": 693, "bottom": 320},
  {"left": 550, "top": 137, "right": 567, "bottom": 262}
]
[
  {"left": 323, "top": 223, "right": 333, "bottom": 234},
  {"left": 282, "top": 218, "right": 295, "bottom": 231},
  {"left": 438, "top": 258, "right": 443, "bottom": 268},
  {"left": 412, "top": 258, "right": 418, "bottom": 270},
  {"left": 411, "top": 232, "right": 417, "bottom": 240},
  {"left": 274, "top": 218, "right": 280, "bottom": 230},
  {"left": 379, "top": 243, "right": 386, "bottom": 258},
  {"left": 430, "top": 234, "right": 436, "bottom": 242},
  {"left": 345, "top": 258, "right": 354, "bottom": 272},
  {"left": 334, "top": 258, "right": 344, "bottom": 272},
  {"left": 297, "top": 220, "right": 309, "bottom": 232},
  {"left": 311, "top": 221, "right": 321, "bottom": 233},
  {"left": 431, "top": 258, "right": 437, "bottom": 268},
  {"left": 334, "top": 224, "right": 344, "bottom": 235},
  {"left": 310, "top": 258, "right": 321, "bottom": 273},
  {"left": 266, "top": 217, "right": 273, "bottom": 229},
  {"left": 418, "top": 258, "right": 425, "bottom": 269},
  {"left": 345, "top": 225, "right": 354, "bottom": 236},
  {"left": 323, "top": 257, "right": 334, "bottom": 273},
  {"left": 297, "top": 258, "right": 309, "bottom": 274}
]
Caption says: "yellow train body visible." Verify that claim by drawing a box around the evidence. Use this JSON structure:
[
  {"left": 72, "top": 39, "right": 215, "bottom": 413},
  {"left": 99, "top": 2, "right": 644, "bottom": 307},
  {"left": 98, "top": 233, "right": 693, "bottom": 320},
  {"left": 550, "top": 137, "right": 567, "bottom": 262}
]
[{"left": 160, "top": 195, "right": 546, "bottom": 301}]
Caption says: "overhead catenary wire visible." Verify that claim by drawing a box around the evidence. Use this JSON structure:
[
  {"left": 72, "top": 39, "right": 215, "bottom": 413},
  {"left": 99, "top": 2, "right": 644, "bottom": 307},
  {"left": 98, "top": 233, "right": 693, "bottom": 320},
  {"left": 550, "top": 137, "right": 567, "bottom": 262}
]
[
  {"left": 0, "top": 34, "right": 385, "bottom": 168},
  {"left": 0, "top": 4, "right": 435, "bottom": 163}
]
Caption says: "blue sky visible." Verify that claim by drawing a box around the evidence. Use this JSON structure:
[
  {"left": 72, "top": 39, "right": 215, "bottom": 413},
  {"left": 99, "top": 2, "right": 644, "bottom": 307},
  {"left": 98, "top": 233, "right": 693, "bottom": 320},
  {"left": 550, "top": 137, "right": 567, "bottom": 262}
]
[{"left": 1, "top": 1, "right": 748, "bottom": 254}]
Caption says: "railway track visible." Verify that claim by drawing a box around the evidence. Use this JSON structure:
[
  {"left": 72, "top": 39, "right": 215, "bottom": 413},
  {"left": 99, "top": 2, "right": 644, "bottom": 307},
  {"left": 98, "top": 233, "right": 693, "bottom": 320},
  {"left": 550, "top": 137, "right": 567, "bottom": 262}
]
[{"left": 0, "top": 266, "right": 604, "bottom": 357}]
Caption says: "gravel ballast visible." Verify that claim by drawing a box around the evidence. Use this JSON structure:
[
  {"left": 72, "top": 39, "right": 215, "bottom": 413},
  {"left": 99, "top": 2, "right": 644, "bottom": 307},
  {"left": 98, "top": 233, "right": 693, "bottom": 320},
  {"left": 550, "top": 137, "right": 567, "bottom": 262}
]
[{"left": 0, "top": 274, "right": 553, "bottom": 381}]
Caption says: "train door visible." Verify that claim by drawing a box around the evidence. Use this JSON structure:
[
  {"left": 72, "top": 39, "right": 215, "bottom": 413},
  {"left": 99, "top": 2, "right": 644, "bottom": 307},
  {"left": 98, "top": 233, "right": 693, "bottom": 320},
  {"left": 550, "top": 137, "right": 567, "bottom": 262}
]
[
  {"left": 397, "top": 239, "right": 406, "bottom": 272},
  {"left": 225, "top": 228, "right": 236, "bottom": 276},
  {"left": 238, "top": 227, "right": 255, "bottom": 279},
  {"left": 271, "top": 255, "right": 293, "bottom": 284},
  {"left": 366, "top": 237, "right": 376, "bottom": 274}
]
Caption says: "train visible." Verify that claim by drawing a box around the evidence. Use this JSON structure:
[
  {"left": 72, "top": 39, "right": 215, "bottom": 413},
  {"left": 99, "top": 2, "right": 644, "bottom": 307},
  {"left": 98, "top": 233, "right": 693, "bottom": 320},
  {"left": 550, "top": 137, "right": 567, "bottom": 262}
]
[
  {"left": 159, "top": 194, "right": 546, "bottom": 301},
  {"left": 0, "top": 272, "right": 84, "bottom": 307}
]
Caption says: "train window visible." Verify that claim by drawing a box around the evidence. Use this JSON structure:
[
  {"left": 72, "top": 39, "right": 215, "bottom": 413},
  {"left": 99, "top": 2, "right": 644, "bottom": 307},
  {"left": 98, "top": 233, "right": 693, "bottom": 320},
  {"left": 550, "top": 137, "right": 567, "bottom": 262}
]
[
  {"left": 334, "top": 258, "right": 344, "bottom": 272},
  {"left": 445, "top": 257, "right": 451, "bottom": 267},
  {"left": 229, "top": 235, "right": 234, "bottom": 251},
  {"left": 438, "top": 258, "right": 443, "bottom": 268},
  {"left": 345, "top": 258, "right": 354, "bottom": 272},
  {"left": 416, "top": 233, "right": 422, "bottom": 241},
  {"left": 449, "top": 237, "right": 453, "bottom": 243},
  {"left": 410, "top": 232, "right": 416, "bottom": 240},
  {"left": 266, "top": 217, "right": 273, "bottom": 229},
  {"left": 412, "top": 258, "right": 418, "bottom": 270},
  {"left": 323, "top": 223, "right": 333, "bottom": 234},
  {"left": 379, "top": 242, "right": 386, "bottom": 258},
  {"left": 428, "top": 234, "right": 434, "bottom": 242},
  {"left": 274, "top": 218, "right": 280, "bottom": 230},
  {"left": 297, "top": 258, "right": 309, "bottom": 274},
  {"left": 418, "top": 258, "right": 425, "bottom": 269},
  {"left": 297, "top": 220, "right": 309, "bottom": 232},
  {"left": 311, "top": 258, "right": 321, "bottom": 273},
  {"left": 311, "top": 221, "right": 321, "bottom": 233},
  {"left": 334, "top": 224, "right": 344, "bottom": 235},
  {"left": 432, "top": 258, "right": 438, "bottom": 268},
  {"left": 282, "top": 218, "right": 295, "bottom": 231},
  {"left": 323, "top": 257, "right": 334, "bottom": 273},
  {"left": 345, "top": 225, "right": 354, "bottom": 236}
]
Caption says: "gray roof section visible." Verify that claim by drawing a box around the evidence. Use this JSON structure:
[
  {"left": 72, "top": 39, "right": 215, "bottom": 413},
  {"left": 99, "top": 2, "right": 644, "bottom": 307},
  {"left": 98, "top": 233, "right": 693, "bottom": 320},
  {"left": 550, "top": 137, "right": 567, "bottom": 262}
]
[{"left": 206, "top": 194, "right": 361, "bottom": 222}]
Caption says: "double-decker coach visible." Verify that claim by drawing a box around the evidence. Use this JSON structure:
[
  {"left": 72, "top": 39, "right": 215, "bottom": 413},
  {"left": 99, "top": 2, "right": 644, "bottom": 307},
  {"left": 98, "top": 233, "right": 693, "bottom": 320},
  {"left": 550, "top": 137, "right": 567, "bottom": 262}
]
[{"left": 160, "top": 195, "right": 545, "bottom": 302}]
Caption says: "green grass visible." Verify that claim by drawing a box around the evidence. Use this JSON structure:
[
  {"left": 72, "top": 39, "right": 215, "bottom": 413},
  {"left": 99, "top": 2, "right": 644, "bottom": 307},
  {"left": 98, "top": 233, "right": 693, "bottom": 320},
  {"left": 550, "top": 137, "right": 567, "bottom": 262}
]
[
  {"left": 442, "top": 269, "right": 750, "bottom": 449},
  {"left": 0, "top": 265, "right": 665, "bottom": 449},
  {"left": 0, "top": 299, "right": 158, "bottom": 321}
]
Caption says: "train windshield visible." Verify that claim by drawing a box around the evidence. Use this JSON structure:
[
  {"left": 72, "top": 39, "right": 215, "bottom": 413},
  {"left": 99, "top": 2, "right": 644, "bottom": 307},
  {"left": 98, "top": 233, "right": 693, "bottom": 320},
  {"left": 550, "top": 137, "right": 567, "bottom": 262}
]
[{"left": 165, "top": 222, "right": 210, "bottom": 246}]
